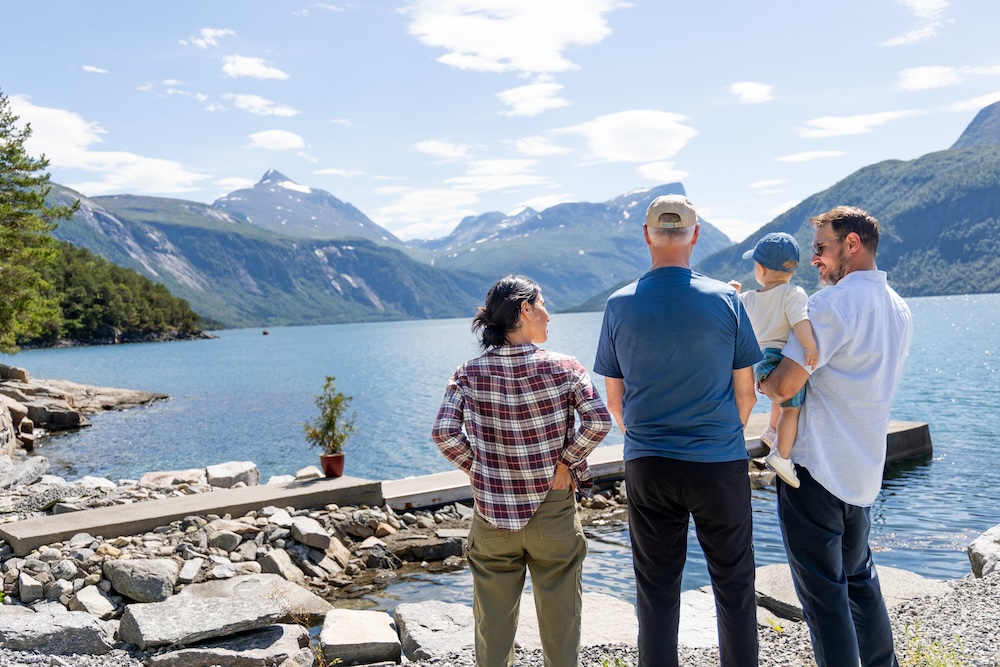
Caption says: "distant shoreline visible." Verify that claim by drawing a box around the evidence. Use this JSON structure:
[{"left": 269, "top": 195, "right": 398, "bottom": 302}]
[{"left": 18, "top": 329, "right": 216, "bottom": 350}]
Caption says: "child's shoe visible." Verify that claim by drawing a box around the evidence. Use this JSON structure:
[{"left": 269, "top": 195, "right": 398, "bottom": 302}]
[
  {"left": 760, "top": 425, "right": 777, "bottom": 448},
  {"left": 765, "top": 448, "right": 801, "bottom": 488}
]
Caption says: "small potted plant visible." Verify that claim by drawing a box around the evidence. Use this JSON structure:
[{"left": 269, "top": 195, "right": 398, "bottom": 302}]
[{"left": 303, "top": 375, "right": 356, "bottom": 478}]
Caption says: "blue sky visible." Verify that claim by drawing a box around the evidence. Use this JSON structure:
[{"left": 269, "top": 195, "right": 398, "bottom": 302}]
[{"left": 3, "top": 1, "right": 999, "bottom": 242}]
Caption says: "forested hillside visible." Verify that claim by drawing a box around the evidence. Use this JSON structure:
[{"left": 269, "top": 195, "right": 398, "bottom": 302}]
[
  {"left": 20, "top": 241, "right": 209, "bottom": 347},
  {"left": 697, "top": 145, "right": 1000, "bottom": 296}
]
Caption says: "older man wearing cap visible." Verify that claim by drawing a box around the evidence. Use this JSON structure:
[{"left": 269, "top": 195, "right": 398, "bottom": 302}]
[{"left": 594, "top": 194, "right": 761, "bottom": 667}]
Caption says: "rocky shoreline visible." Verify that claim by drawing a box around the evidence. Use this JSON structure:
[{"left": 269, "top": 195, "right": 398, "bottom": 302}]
[{"left": 0, "top": 364, "right": 167, "bottom": 453}]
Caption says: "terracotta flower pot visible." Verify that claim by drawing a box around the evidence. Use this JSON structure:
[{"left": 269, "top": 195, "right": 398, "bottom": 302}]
[{"left": 320, "top": 453, "right": 345, "bottom": 478}]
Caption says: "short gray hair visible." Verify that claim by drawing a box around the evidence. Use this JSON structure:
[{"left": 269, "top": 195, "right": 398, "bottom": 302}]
[{"left": 647, "top": 224, "right": 695, "bottom": 245}]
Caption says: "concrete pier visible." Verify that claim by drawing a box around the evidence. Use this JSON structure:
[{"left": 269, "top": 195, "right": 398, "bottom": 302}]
[{"left": 0, "top": 419, "right": 930, "bottom": 556}]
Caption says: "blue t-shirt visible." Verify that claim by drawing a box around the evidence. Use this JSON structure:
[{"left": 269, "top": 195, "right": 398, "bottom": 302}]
[{"left": 594, "top": 267, "right": 762, "bottom": 463}]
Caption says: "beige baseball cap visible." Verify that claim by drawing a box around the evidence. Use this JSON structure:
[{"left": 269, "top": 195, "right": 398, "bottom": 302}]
[{"left": 645, "top": 195, "right": 697, "bottom": 229}]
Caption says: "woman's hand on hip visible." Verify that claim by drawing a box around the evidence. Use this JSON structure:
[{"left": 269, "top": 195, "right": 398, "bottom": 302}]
[{"left": 551, "top": 462, "right": 576, "bottom": 491}]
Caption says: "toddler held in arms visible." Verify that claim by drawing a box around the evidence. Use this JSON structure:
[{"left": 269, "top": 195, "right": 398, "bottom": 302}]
[{"left": 729, "top": 232, "right": 818, "bottom": 488}]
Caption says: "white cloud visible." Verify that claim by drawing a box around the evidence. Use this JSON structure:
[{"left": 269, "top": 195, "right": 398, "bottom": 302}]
[
  {"left": 749, "top": 179, "right": 786, "bottom": 188},
  {"left": 8, "top": 95, "right": 209, "bottom": 196},
  {"left": 248, "top": 130, "right": 305, "bottom": 150},
  {"left": 222, "top": 55, "right": 289, "bottom": 80},
  {"left": 498, "top": 75, "right": 568, "bottom": 116},
  {"left": 447, "top": 159, "right": 553, "bottom": 193},
  {"left": 188, "top": 28, "right": 236, "bottom": 49},
  {"left": 698, "top": 215, "right": 753, "bottom": 243},
  {"left": 898, "top": 66, "right": 960, "bottom": 90},
  {"left": 317, "top": 4, "right": 345, "bottom": 11},
  {"left": 556, "top": 110, "right": 697, "bottom": 163},
  {"left": 415, "top": 140, "right": 473, "bottom": 159},
  {"left": 775, "top": 150, "right": 847, "bottom": 163},
  {"left": 796, "top": 111, "right": 917, "bottom": 138},
  {"left": 514, "top": 135, "right": 570, "bottom": 156},
  {"left": 162, "top": 79, "right": 184, "bottom": 86},
  {"left": 404, "top": 0, "right": 625, "bottom": 74},
  {"left": 637, "top": 161, "right": 689, "bottom": 183},
  {"left": 224, "top": 94, "right": 299, "bottom": 116},
  {"left": 896, "top": 0, "right": 949, "bottom": 20},
  {"left": 882, "top": 0, "right": 949, "bottom": 46},
  {"left": 943, "top": 91, "right": 1000, "bottom": 112},
  {"left": 82, "top": 65, "right": 108, "bottom": 74},
  {"left": 965, "top": 65, "right": 1000, "bottom": 76},
  {"left": 730, "top": 81, "right": 773, "bottom": 104},
  {"left": 377, "top": 188, "right": 481, "bottom": 239},
  {"left": 314, "top": 167, "right": 366, "bottom": 177},
  {"left": 215, "top": 176, "right": 256, "bottom": 192},
  {"left": 165, "top": 89, "right": 209, "bottom": 104},
  {"left": 329, "top": 118, "right": 353, "bottom": 126}
]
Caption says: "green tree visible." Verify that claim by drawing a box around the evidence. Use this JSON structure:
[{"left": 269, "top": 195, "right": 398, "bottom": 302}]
[{"left": 0, "top": 88, "right": 77, "bottom": 353}]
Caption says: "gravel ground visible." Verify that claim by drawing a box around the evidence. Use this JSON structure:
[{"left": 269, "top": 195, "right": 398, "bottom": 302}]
[
  {"left": 404, "top": 572, "right": 1000, "bottom": 667},
  {"left": 0, "top": 574, "right": 995, "bottom": 666}
]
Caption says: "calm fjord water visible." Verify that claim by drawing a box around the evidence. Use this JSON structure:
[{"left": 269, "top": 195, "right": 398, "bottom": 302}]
[{"left": 3, "top": 293, "right": 998, "bottom": 606}]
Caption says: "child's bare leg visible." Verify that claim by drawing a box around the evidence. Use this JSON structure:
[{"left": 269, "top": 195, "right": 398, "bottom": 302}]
[
  {"left": 769, "top": 401, "right": 780, "bottom": 432},
  {"left": 776, "top": 406, "right": 800, "bottom": 459}
]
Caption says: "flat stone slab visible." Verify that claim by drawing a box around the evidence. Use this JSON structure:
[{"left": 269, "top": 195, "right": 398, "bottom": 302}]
[
  {"left": 176, "top": 573, "right": 332, "bottom": 622},
  {"left": 515, "top": 591, "right": 637, "bottom": 650},
  {"left": 146, "top": 623, "right": 309, "bottom": 667},
  {"left": 320, "top": 609, "right": 401, "bottom": 665},
  {"left": 394, "top": 600, "right": 474, "bottom": 660},
  {"left": 0, "top": 475, "right": 381, "bottom": 556},
  {"left": 119, "top": 595, "right": 289, "bottom": 649},
  {"left": 755, "top": 563, "right": 952, "bottom": 621},
  {"left": 0, "top": 607, "right": 116, "bottom": 655}
]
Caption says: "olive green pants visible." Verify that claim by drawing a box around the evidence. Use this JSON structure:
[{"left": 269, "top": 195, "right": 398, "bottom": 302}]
[{"left": 468, "top": 487, "right": 588, "bottom": 667}]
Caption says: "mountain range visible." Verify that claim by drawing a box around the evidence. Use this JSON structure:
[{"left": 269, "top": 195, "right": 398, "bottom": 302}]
[
  {"left": 47, "top": 175, "right": 732, "bottom": 327},
  {"left": 46, "top": 101, "right": 1000, "bottom": 327}
]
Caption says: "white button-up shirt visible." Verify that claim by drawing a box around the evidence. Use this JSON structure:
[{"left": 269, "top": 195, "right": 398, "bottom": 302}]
[{"left": 783, "top": 270, "right": 913, "bottom": 506}]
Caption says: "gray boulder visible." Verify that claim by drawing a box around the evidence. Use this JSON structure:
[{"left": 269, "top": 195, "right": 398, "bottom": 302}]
[
  {"left": 68, "top": 585, "right": 117, "bottom": 620},
  {"left": 119, "top": 595, "right": 289, "bottom": 649},
  {"left": 104, "top": 558, "right": 179, "bottom": 603},
  {"left": 259, "top": 549, "right": 307, "bottom": 585},
  {"left": 968, "top": 524, "right": 1000, "bottom": 578},
  {"left": 17, "top": 572, "right": 44, "bottom": 604},
  {"left": 0, "top": 607, "right": 116, "bottom": 654},
  {"left": 394, "top": 600, "right": 474, "bottom": 660},
  {"left": 206, "top": 461, "right": 260, "bottom": 488},
  {"left": 393, "top": 536, "right": 464, "bottom": 562},
  {"left": 145, "top": 623, "right": 310, "bottom": 666},
  {"left": 320, "top": 609, "right": 401, "bottom": 665},
  {"left": 290, "top": 517, "right": 332, "bottom": 550},
  {"left": 0, "top": 454, "right": 49, "bottom": 489}
]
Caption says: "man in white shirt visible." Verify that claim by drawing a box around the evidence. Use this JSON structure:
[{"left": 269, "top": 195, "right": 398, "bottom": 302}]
[{"left": 761, "top": 206, "right": 912, "bottom": 667}]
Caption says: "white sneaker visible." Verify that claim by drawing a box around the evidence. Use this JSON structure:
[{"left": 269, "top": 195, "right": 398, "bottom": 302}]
[
  {"left": 760, "top": 426, "right": 777, "bottom": 448},
  {"left": 765, "top": 448, "right": 801, "bottom": 488}
]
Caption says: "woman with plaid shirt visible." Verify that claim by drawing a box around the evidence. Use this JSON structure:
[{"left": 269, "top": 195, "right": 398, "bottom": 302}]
[{"left": 433, "top": 274, "right": 612, "bottom": 667}]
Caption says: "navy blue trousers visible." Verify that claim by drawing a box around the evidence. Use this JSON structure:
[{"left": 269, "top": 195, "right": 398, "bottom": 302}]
[
  {"left": 777, "top": 467, "right": 898, "bottom": 667},
  {"left": 626, "top": 457, "right": 758, "bottom": 667}
]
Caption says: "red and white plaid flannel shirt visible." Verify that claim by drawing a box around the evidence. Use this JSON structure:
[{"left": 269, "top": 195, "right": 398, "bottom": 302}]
[{"left": 432, "top": 343, "right": 612, "bottom": 530}]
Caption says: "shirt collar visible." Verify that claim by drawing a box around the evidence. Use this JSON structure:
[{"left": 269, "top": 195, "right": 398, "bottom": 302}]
[{"left": 490, "top": 343, "right": 538, "bottom": 356}]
